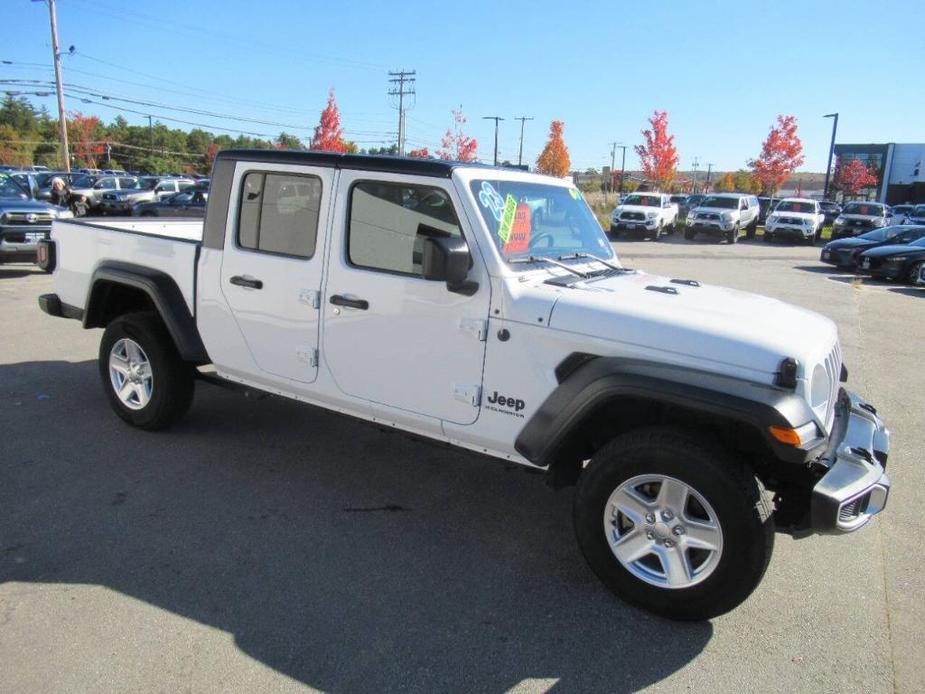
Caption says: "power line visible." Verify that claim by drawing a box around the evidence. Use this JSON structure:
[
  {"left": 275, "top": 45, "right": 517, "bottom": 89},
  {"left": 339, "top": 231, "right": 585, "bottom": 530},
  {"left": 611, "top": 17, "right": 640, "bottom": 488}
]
[{"left": 388, "top": 70, "right": 416, "bottom": 156}]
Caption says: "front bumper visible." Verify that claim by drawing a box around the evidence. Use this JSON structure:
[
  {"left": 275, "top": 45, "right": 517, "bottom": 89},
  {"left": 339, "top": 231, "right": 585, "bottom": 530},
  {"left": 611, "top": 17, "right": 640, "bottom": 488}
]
[
  {"left": 611, "top": 218, "right": 658, "bottom": 232},
  {"left": 0, "top": 225, "right": 51, "bottom": 262},
  {"left": 811, "top": 389, "right": 890, "bottom": 533},
  {"left": 820, "top": 247, "right": 860, "bottom": 267},
  {"left": 688, "top": 220, "right": 735, "bottom": 233},
  {"left": 856, "top": 257, "right": 901, "bottom": 277},
  {"left": 766, "top": 224, "right": 813, "bottom": 239}
]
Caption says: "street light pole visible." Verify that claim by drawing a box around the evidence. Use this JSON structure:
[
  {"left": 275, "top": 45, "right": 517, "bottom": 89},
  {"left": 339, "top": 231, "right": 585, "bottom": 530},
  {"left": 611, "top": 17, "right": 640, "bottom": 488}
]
[
  {"left": 482, "top": 116, "right": 504, "bottom": 166},
  {"left": 514, "top": 116, "right": 533, "bottom": 167},
  {"left": 823, "top": 113, "right": 839, "bottom": 200}
]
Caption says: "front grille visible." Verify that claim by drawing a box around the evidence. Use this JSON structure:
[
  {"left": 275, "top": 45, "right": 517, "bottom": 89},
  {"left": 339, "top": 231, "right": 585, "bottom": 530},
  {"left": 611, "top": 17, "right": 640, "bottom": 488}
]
[
  {"left": 779, "top": 217, "right": 802, "bottom": 225},
  {"left": 822, "top": 342, "right": 842, "bottom": 431},
  {"left": 621, "top": 212, "right": 645, "bottom": 221},
  {"left": 102, "top": 193, "right": 118, "bottom": 201},
  {"left": 4, "top": 212, "right": 54, "bottom": 225},
  {"left": 701, "top": 213, "right": 720, "bottom": 221}
]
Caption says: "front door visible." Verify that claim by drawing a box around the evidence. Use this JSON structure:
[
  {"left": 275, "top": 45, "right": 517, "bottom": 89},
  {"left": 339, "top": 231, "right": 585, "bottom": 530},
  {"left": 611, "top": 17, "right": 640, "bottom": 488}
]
[
  {"left": 220, "top": 163, "right": 334, "bottom": 384},
  {"left": 323, "top": 172, "right": 490, "bottom": 425}
]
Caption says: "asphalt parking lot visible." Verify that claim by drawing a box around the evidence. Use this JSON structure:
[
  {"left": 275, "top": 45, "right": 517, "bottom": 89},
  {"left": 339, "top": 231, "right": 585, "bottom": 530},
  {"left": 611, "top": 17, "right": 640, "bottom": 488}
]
[{"left": 2, "top": 237, "right": 923, "bottom": 693}]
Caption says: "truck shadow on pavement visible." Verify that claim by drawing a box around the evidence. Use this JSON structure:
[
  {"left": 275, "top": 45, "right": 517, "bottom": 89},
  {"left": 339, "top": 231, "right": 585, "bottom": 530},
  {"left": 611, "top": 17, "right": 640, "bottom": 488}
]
[{"left": 1, "top": 359, "right": 712, "bottom": 692}]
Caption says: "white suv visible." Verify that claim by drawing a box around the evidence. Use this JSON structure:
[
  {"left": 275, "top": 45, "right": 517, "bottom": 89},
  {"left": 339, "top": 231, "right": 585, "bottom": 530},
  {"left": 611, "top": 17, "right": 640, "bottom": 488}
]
[
  {"left": 686, "top": 193, "right": 760, "bottom": 243},
  {"left": 764, "top": 198, "right": 826, "bottom": 244}
]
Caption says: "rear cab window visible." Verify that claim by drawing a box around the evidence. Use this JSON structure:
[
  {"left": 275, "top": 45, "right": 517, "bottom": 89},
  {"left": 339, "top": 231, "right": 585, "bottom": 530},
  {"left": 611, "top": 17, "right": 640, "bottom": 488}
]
[{"left": 237, "top": 172, "right": 322, "bottom": 258}]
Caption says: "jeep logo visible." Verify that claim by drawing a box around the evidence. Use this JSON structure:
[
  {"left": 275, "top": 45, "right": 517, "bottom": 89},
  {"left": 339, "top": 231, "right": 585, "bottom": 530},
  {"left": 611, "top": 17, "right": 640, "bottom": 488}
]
[{"left": 487, "top": 391, "right": 525, "bottom": 412}]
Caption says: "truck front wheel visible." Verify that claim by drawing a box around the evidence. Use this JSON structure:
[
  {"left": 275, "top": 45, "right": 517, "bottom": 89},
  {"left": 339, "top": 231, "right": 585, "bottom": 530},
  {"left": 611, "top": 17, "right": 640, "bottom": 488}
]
[
  {"left": 98, "top": 311, "right": 194, "bottom": 430},
  {"left": 573, "top": 427, "right": 774, "bottom": 621}
]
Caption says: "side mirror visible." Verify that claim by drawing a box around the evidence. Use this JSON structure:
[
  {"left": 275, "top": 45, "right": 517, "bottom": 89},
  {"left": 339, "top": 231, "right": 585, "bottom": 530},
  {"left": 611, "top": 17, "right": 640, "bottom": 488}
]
[{"left": 421, "top": 234, "right": 477, "bottom": 295}]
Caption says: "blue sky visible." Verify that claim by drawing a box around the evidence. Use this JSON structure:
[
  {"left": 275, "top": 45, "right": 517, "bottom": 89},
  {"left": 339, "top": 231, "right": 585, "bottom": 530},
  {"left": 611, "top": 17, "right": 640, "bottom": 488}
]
[{"left": 4, "top": 0, "right": 924, "bottom": 172}]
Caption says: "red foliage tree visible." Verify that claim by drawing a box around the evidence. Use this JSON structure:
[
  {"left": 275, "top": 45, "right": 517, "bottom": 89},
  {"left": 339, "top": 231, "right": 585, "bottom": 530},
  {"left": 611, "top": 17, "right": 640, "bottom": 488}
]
[
  {"left": 407, "top": 147, "right": 430, "bottom": 159},
  {"left": 204, "top": 143, "right": 219, "bottom": 172},
  {"left": 67, "top": 112, "right": 105, "bottom": 168},
  {"left": 634, "top": 111, "right": 678, "bottom": 190},
  {"left": 748, "top": 115, "right": 805, "bottom": 195},
  {"left": 310, "top": 89, "right": 349, "bottom": 153},
  {"left": 833, "top": 157, "right": 879, "bottom": 196},
  {"left": 535, "top": 120, "right": 571, "bottom": 177},
  {"left": 437, "top": 107, "right": 478, "bottom": 162}
]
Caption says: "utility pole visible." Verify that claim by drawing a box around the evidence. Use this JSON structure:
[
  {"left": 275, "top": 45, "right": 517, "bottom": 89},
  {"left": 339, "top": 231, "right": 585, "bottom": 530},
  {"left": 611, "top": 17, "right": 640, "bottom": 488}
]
[
  {"left": 705, "top": 163, "right": 714, "bottom": 191},
  {"left": 609, "top": 142, "right": 627, "bottom": 195},
  {"left": 388, "top": 70, "right": 416, "bottom": 156},
  {"left": 514, "top": 116, "right": 533, "bottom": 167},
  {"left": 617, "top": 144, "right": 627, "bottom": 195},
  {"left": 147, "top": 115, "right": 154, "bottom": 152},
  {"left": 482, "top": 116, "right": 504, "bottom": 166},
  {"left": 823, "top": 113, "right": 839, "bottom": 200},
  {"left": 45, "top": 0, "right": 70, "bottom": 172},
  {"left": 691, "top": 157, "right": 700, "bottom": 193}
]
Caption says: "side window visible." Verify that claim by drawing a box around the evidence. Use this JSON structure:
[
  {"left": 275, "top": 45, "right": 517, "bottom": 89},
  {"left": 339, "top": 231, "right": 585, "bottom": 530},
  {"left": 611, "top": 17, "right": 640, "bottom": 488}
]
[
  {"left": 96, "top": 178, "right": 116, "bottom": 190},
  {"left": 237, "top": 172, "right": 321, "bottom": 258},
  {"left": 740, "top": 199, "right": 748, "bottom": 210},
  {"left": 348, "top": 181, "right": 461, "bottom": 276},
  {"left": 118, "top": 177, "right": 136, "bottom": 188}
]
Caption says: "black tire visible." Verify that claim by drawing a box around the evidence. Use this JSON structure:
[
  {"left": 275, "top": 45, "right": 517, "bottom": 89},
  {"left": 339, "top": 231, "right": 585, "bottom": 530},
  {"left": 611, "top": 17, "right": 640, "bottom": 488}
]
[
  {"left": 727, "top": 225, "right": 738, "bottom": 244},
  {"left": 763, "top": 231, "right": 773, "bottom": 243},
  {"left": 653, "top": 222, "right": 662, "bottom": 241},
  {"left": 684, "top": 229, "right": 695, "bottom": 240},
  {"left": 573, "top": 426, "right": 774, "bottom": 621},
  {"left": 98, "top": 311, "right": 194, "bottom": 430},
  {"left": 905, "top": 260, "right": 924, "bottom": 284}
]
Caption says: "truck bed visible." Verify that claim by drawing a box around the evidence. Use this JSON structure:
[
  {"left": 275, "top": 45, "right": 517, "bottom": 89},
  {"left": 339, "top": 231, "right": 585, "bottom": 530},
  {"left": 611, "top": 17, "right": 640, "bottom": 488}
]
[{"left": 52, "top": 218, "right": 204, "bottom": 315}]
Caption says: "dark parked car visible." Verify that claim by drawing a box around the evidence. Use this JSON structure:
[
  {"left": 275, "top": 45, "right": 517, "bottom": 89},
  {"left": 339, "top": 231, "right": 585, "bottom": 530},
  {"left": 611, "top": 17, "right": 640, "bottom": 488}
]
[
  {"left": 831, "top": 201, "right": 892, "bottom": 239},
  {"left": 905, "top": 204, "right": 925, "bottom": 226},
  {"left": 131, "top": 189, "right": 208, "bottom": 217},
  {"left": 669, "top": 194, "right": 689, "bottom": 219},
  {"left": 857, "top": 235, "right": 925, "bottom": 282},
  {"left": 821, "top": 225, "right": 925, "bottom": 268},
  {"left": 818, "top": 200, "right": 842, "bottom": 226}
]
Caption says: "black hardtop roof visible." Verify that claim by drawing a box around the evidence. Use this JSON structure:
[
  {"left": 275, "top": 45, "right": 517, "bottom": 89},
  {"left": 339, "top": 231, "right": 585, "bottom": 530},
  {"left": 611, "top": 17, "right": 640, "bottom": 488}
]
[{"left": 216, "top": 148, "right": 504, "bottom": 178}]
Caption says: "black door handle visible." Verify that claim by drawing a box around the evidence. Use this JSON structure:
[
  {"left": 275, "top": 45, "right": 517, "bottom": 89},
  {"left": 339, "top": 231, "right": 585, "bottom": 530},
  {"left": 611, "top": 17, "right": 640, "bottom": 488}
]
[
  {"left": 230, "top": 275, "right": 263, "bottom": 290},
  {"left": 329, "top": 294, "right": 369, "bottom": 310}
]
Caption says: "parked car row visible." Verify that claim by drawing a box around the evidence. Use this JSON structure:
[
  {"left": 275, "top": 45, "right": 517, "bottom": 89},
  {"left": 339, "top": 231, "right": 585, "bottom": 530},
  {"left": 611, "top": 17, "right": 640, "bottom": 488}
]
[
  {"left": 820, "top": 224, "right": 925, "bottom": 284},
  {"left": 0, "top": 172, "right": 73, "bottom": 266}
]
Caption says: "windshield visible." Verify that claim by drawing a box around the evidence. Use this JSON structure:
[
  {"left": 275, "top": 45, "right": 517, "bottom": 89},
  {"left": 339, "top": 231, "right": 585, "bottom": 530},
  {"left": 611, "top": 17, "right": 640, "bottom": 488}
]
[
  {"left": 843, "top": 202, "right": 884, "bottom": 216},
  {"left": 471, "top": 179, "right": 614, "bottom": 261},
  {"left": 858, "top": 226, "right": 907, "bottom": 242},
  {"left": 775, "top": 200, "right": 815, "bottom": 213},
  {"left": 700, "top": 196, "right": 738, "bottom": 209},
  {"left": 912, "top": 205, "right": 925, "bottom": 217},
  {"left": 893, "top": 205, "right": 913, "bottom": 213},
  {"left": 622, "top": 194, "right": 660, "bottom": 207},
  {"left": 0, "top": 173, "right": 28, "bottom": 198},
  {"left": 119, "top": 179, "right": 144, "bottom": 190},
  {"left": 71, "top": 175, "right": 96, "bottom": 188}
]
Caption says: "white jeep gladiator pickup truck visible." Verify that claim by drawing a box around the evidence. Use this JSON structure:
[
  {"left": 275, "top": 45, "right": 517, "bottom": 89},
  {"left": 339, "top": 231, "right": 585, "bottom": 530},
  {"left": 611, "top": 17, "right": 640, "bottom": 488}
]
[
  {"left": 609, "top": 192, "right": 678, "bottom": 240},
  {"left": 37, "top": 150, "right": 891, "bottom": 621}
]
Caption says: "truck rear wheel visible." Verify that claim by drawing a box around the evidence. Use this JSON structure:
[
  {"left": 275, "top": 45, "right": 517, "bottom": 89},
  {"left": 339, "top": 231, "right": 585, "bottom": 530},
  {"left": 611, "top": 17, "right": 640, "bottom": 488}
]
[
  {"left": 573, "top": 426, "right": 774, "bottom": 621},
  {"left": 98, "top": 311, "right": 194, "bottom": 430}
]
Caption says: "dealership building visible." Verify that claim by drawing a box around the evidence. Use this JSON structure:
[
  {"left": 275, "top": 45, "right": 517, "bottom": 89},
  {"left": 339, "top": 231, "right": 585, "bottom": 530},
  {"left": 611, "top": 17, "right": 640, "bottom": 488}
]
[{"left": 834, "top": 143, "right": 925, "bottom": 204}]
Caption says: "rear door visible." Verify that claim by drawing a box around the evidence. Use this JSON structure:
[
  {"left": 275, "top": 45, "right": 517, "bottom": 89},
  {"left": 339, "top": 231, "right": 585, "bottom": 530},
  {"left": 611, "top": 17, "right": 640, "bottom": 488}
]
[{"left": 220, "top": 163, "right": 334, "bottom": 384}]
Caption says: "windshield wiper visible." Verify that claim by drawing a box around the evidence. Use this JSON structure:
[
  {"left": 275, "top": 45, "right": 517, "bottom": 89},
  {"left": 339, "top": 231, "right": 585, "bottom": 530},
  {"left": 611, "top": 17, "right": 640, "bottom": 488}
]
[
  {"left": 508, "top": 255, "right": 590, "bottom": 279},
  {"left": 557, "top": 252, "right": 628, "bottom": 273}
]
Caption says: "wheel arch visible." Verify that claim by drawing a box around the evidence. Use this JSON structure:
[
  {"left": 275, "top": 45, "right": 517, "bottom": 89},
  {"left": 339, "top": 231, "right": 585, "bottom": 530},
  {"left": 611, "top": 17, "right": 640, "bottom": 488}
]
[
  {"left": 84, "top": 261, "right": 209, "bottom": 364},
  {"left": 515, "top": 355, "right": 819, "bottom": 487}
]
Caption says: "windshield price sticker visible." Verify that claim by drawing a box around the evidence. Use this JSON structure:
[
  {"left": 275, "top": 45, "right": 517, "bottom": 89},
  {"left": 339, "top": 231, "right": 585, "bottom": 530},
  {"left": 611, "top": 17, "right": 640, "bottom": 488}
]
[
  {"left": 497, "top": 194, "right": 517, "bottom": 243},
  {"left": 503, "top": 203, "right": 532, "bottom": 254},
  {"left": 478, "top": 181, "right": 506, "bottom": 222}
]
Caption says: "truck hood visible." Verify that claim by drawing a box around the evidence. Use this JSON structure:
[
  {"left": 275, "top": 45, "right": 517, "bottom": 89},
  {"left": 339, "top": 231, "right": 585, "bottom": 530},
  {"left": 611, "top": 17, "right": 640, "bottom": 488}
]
[
  {"left": 838, "top": 214, "right": 882, "bottom": 222},
  {"left": 0, "top": 198, "right": 60, "bottom": 212},
  {"left": 542, "top": 270, "right": 837, "bottom": 377},
  {"left": 770, "top": 211, "right": 816, "bottom": 221},
  {"left": 614, "top": 205, "right": 660, "bottom": 215}
]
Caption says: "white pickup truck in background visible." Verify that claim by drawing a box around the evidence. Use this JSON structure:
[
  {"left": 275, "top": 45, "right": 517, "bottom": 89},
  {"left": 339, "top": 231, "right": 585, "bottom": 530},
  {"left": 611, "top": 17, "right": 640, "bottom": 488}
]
[
  {"left": 609, "top": 192, "right": 678, "bottom": 240},
  {"left": 37, "top": 150, "right": 890, "bottom": 621}
]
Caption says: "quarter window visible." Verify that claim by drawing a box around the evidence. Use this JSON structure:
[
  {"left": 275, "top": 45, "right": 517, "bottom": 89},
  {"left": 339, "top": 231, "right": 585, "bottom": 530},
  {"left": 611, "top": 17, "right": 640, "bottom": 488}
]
[
  {"left": 238, "top": 172, "right": 322, "bottom": 258},
  {"left": 348, "top": 181, "right": 461, "bottom": 275}
]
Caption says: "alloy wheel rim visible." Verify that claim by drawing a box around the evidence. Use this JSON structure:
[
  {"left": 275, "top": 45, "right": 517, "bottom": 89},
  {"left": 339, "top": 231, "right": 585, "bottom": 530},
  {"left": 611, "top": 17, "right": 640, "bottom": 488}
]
[
  {"left": 603, "top": 474, "right": 724, "bottom": 589},
  {"left": 109, "top": 338, "right": 153, "bottom": 410}
]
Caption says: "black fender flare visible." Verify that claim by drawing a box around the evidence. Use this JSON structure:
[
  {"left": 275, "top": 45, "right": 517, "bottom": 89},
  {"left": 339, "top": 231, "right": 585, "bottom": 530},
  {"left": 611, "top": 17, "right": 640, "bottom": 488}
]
[
  {"left": 515, "top": 355, "right": 819, "bottom": 469},
  {"left": 84, "top": 261, "right": 209, "bottom": 363}
]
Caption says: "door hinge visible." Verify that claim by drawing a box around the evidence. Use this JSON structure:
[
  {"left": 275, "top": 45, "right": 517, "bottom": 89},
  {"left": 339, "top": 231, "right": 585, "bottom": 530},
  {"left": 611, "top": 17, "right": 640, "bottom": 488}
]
[
  {"left": 299, "top": 289, "right": 321, "bottom": 309},
  {"left": 459, "top": 318, "right": 488, "bottom": 342},
  {"left": 297, "top": 346, "right": 319, "bottom": 367},
  {"left": 453, "top": 384, "right": 482, "bottom": 407}
]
